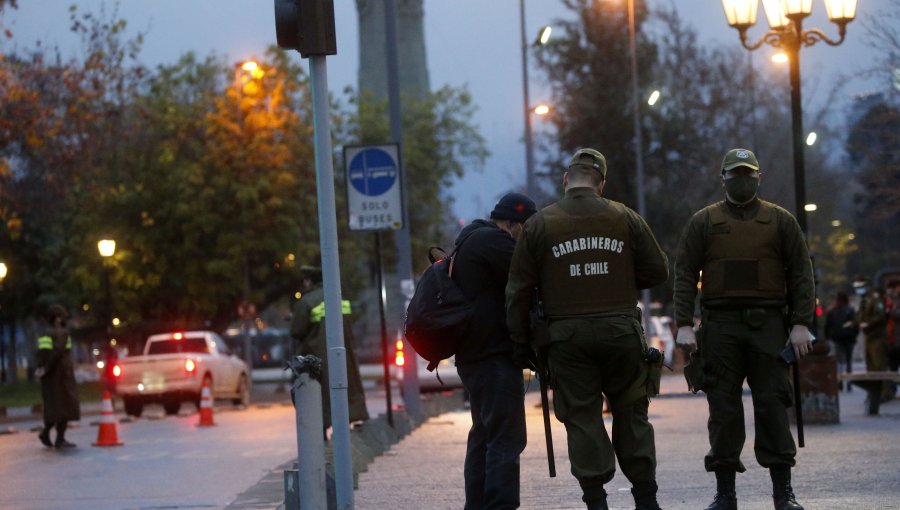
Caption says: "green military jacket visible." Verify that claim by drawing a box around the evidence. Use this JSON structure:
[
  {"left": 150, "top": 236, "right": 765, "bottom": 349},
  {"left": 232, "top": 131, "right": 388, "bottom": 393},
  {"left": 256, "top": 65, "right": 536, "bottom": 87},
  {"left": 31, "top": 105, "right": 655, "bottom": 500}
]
[
  {"left": 673, "top": 198, "right": 815, "bottom": 328},
  {"left": 506, "top": 187, "right": 669, "bottom": 345}
]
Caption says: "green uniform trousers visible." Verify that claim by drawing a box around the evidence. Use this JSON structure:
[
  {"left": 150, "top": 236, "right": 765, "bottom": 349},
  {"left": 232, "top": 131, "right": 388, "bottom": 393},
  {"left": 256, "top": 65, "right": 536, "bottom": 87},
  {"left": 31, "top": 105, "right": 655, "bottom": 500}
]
[
  {"left": 863, "top": 331, "right": 892, "bottom": 399},
  {"left": 701, "top": 312, "right": 796, "bottom": 473},
  {"left": 547, "top": 315, "right": 655, "bottom": 493}
]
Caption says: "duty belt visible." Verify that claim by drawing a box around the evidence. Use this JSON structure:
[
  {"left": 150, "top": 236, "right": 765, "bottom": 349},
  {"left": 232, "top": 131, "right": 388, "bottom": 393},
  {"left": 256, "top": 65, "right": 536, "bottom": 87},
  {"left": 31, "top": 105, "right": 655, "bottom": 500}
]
[{"left": 705, "top": 307, "right": 784, "bottom": 324}]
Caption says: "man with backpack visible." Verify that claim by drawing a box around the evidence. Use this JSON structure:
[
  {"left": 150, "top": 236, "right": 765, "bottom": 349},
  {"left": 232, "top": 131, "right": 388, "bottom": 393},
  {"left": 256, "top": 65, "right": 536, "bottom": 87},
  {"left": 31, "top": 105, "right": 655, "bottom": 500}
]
[
  {"left": 452, "top": 192, "right": 536, "bottom": 510},
  {"left": 506, "top": 149, "right": 669, "bottom": 510}
]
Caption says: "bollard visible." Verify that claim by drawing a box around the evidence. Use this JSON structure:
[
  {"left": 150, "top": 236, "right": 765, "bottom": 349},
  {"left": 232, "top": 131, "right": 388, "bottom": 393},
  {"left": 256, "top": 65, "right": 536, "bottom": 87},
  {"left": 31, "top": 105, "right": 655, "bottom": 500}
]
[{"left": 288, "top": 355, "right": 327, "bottom": 510}]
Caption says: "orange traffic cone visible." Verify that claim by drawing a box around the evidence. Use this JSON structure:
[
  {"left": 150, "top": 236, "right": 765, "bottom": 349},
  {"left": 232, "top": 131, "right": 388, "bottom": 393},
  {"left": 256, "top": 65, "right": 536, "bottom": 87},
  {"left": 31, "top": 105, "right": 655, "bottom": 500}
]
[
  {"left": 197, "top": 380, "right": 215, "bottom": 427},
  {"left": 92, "top": 391, "right": 124, "bottom": 447}
]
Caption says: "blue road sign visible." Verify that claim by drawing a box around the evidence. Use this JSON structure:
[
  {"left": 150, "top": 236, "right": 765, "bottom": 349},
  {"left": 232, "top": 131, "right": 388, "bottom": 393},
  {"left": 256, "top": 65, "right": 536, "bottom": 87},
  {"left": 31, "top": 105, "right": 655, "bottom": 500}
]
[
  {"left": 344, "top": 144, "right": 403, "bottom": 231},
  {"left": 348, "top": 148, "right": 398, "bottom": 196}
]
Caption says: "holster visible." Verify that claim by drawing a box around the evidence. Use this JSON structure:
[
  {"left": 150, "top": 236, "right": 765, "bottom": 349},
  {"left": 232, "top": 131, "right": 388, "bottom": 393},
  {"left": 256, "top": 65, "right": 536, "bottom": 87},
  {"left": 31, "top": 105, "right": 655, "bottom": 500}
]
[
  {"left": 645, "top": 347, "right": 664, "bottom": 397},
  {"left": 684, "top": 323, "right": 706, "bottom": 393},
  {"left": 683, "top": 349, "right": 706, "bottom": 393}
]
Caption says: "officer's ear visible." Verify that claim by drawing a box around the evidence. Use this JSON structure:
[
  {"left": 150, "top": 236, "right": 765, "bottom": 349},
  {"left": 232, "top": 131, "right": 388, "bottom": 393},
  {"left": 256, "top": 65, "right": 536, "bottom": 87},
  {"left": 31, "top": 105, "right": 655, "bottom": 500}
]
[
  {"left": 563, "top": 171, "right": 569, "bottom": 188},
  {"left": 596, "top": 179, "right": 606, "bottom": 196}
]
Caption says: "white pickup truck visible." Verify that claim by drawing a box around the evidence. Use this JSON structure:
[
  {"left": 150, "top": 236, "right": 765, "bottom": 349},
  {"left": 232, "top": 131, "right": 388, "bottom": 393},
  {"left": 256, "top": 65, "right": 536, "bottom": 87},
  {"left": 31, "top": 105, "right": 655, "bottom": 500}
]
[{"left": 115, "top": 331, "right": 250, "bottom": 417}]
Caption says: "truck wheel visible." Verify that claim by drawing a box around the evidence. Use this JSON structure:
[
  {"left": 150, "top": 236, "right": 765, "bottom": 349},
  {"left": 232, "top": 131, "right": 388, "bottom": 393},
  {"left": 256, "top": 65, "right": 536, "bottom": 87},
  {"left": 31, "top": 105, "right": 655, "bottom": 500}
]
[
  {"left": 163, "top": 400, "right": 181, "bottom": 415},
  {"left": 232, "top": 374, "right": 250, "bottom": 407},
  {"left": 123, "top": 396, "right": 144, "bottom": 418}
]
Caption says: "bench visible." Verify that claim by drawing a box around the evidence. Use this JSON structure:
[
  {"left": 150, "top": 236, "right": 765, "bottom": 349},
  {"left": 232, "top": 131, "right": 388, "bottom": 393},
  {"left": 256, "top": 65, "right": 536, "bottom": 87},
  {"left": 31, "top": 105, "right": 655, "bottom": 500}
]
[{"left": 838, "top": 371, "right": 900, "bottom": 415}]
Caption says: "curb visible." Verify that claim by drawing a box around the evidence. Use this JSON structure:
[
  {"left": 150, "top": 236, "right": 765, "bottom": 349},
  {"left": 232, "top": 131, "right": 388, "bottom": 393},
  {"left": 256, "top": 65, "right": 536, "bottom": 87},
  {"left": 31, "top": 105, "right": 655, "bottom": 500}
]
[{"left": 225, "top": 389, "right": 466, "bottom": 510}]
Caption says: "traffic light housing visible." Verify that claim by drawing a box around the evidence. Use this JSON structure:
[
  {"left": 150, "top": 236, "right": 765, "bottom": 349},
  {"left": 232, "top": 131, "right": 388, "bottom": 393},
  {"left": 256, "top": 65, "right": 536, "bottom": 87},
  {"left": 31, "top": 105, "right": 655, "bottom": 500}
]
[{"left": 274, "top": 0, "right": 337, "bottom": 58}]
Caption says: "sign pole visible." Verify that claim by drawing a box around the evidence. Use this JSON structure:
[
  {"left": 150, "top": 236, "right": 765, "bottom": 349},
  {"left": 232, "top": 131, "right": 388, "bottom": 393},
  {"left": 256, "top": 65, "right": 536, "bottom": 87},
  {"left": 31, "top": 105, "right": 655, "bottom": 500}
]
[
  {"left": 309, "top": 54, "right": 354, "bottom": 510},
  {"left": 375, "top": 232, "right": 393, "bottom": 427}
]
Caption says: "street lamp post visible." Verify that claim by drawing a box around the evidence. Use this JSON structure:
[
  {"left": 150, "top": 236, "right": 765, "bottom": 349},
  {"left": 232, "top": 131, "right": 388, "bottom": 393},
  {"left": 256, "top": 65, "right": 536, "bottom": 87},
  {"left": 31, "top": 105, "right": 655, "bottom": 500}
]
[
  {"left": 98, "top": 240, "right": 116, "bottom": 336},
  {"left": 0, "top": 261, "right": 7, "bottom": 382},
  {"left": 721, "top": 0, "right": 858, "bottom": 233},
  {"left": 722, "top": 0, "right": 858, "bottom": 425},
  {"left": 519, "top": 0, "right": 551, "bottom": 199},
  {"left": 625, "top": 0, "right": 653, "bottom": 328}
]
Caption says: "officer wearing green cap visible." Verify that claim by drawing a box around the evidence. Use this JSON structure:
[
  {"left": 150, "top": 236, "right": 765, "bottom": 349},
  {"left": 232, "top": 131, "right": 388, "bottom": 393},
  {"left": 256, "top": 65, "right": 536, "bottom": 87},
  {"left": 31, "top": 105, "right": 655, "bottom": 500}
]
[
  {"left": 673, "top": 148, "right": 815, "bottom": 510},
  {"left": 506, "top": 148, "right": 669, "bottom": 510}
]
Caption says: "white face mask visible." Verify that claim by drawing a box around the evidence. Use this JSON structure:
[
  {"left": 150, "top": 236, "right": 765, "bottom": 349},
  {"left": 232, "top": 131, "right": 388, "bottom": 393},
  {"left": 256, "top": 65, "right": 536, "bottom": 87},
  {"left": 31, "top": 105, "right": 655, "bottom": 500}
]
[{"left": 854, "top": 287, "right": 867, "bottom": 296}]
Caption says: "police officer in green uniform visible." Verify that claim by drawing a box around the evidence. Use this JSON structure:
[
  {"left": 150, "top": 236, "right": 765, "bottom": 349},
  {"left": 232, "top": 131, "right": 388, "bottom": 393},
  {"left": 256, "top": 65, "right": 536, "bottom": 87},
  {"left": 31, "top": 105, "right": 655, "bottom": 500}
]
[
  {"left": 290, "top": 265, "right": 369, "bottom": 432},
  {"left": 855, "top": 277, "right": 891, "bottom": 400},
  {"left": 506, "top": 148, "right": 669, "bottom": 510},
  {"left": 35, "top": 304, "right": 80, "bottom": 449},
  {"left": 673, "top": 149, "right": 815, "bottom": 510}
]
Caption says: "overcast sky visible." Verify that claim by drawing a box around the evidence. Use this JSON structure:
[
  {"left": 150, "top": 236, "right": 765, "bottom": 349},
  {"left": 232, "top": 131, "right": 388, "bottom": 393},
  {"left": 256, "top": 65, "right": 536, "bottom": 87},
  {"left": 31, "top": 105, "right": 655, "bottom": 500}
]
[{"left": 2, "top": 0, "right": 890, "bottom": 220}]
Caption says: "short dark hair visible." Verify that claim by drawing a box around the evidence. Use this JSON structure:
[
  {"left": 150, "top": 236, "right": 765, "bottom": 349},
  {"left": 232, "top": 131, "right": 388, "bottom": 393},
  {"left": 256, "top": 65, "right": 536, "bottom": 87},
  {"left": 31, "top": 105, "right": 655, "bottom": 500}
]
[{"left": 567, "top": 165, "right": 604, "bottom": 186}]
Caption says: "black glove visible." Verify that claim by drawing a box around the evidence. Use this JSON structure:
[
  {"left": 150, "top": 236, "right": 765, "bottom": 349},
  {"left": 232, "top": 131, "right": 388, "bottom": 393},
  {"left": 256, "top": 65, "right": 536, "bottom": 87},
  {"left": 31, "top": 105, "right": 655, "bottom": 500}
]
[{"left": 512, "top": 342, "right": 538, "bottom": 372}]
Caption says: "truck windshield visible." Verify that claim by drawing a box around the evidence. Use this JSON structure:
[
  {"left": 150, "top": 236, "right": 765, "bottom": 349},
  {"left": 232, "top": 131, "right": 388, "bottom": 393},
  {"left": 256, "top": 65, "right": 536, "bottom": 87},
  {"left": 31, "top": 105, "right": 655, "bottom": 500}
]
[{"left": 146, "top": 336, "right": 210, "bottom": 355}]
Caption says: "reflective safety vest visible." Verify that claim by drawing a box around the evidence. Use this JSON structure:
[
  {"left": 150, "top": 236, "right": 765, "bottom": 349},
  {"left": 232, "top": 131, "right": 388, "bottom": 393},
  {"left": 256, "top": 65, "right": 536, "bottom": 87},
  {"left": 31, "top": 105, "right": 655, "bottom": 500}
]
[
  {"left": 310, "top": 300, "right": 352, "bottom": 323},
  {"left": 37, "top": 335, "right": 72, "bottom": 350}
]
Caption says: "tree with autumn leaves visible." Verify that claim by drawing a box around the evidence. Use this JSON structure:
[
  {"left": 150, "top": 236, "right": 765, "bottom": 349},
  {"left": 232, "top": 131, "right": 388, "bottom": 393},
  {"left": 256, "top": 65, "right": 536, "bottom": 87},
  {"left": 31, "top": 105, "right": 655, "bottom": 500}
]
[{"left": 0, "top": 5, "right": 486, "bottom": 361}]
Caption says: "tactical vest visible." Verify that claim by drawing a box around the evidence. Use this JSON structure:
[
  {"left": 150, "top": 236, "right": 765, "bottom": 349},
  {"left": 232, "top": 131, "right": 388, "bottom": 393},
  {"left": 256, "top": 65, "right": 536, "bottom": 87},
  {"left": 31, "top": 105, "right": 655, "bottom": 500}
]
[
  {"left": 700, "top": 202, "right": 786, "bottom": 302},
  {"left": 539, "top": 199, "right": 637, "bottom": 316}
]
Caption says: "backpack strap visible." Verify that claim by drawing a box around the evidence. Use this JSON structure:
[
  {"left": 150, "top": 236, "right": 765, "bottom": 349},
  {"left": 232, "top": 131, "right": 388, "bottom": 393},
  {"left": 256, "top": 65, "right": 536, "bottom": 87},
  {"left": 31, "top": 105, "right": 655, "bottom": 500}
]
[{"left": 447, "top": 227, "right": 484, "bottom": 277}]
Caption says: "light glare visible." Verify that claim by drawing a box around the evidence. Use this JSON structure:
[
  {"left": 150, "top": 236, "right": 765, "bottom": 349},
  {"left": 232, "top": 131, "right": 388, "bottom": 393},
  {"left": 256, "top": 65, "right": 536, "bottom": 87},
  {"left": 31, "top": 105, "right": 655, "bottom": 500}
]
[
  {"left": 538, "top": 26, "right": 552, "bottom": 45},
  {"left": 806, "top": 132, "right": 817, "bottom": 146},
  {"left": 647, "top": 90, "right": 660, "bottom": 106}
]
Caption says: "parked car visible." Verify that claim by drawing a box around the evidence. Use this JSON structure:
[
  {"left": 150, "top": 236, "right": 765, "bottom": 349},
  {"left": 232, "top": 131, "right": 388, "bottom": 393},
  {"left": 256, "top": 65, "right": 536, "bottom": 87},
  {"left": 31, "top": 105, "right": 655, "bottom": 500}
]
[{"left": 114, "top": 331, "right": 250, "bottom": 417}]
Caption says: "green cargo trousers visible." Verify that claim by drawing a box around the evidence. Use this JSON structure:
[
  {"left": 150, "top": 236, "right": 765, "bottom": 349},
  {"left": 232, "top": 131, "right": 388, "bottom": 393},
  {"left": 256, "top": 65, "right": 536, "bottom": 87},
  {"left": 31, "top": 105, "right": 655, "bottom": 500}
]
[
  {"left": 701, "top": 312, "right": 796, "bottom": 473},
  {"left": 547, "top": 315, "right": 655, "bottom": 494}
]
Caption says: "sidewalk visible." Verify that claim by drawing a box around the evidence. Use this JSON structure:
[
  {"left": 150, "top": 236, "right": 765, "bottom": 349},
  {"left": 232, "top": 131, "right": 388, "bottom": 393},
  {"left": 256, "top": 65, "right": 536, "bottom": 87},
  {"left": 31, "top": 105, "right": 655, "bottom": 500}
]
[{"left": 352, "top": 374, "right": 900, "bottom": 510}]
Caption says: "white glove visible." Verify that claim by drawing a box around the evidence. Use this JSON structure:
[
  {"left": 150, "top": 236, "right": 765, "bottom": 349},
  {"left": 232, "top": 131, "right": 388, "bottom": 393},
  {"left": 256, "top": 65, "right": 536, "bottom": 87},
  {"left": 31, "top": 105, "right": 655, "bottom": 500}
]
[
  {"left": 676, "top": 326, "right": 697, "bottom": 351},
  {"left": 788, "top": 324, "right": 815, "bottom": 361}
]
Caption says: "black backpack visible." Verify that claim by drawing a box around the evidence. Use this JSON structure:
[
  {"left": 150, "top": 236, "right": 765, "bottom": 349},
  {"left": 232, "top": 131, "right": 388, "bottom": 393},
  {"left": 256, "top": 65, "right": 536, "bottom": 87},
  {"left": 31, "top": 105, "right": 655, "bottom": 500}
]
[{"left": 404, "top": 233, "right": 476, "bottom": 372}]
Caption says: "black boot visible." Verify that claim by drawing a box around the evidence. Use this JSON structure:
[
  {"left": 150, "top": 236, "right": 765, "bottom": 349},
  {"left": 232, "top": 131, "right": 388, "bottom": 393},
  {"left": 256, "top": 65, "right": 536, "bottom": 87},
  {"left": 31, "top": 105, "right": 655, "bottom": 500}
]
[
  {"left": 582, "top": 486, "right": 608, "bottom": 510},
  {"left": 632, "top": 480, "right": 662, "bottom": 510},
  {"left": 770, "top": 466, "right": 803, "bottom": 510},
  {"left": 38, "top": 427, "right": 52, "bottom": 448},
  {"left": 54, "top": 422, "right": 76, "bottom": 449},
  {"left": 704, "top": 470, "right": 737, "bottom": 510}
]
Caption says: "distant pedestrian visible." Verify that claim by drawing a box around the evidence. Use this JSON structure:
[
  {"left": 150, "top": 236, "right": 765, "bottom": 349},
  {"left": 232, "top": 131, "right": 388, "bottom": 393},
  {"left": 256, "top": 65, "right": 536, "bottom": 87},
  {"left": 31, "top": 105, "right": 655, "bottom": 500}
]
[
  {"left": 507, "top": 148, "right": 669, "bottom": 510},
  {"left": 885, "top": 279, "right": 900, "bottom": 377},
  {"left": 824, "top": 292, "right": 858, "bottom": 382},
  {"left": 855, "top": 277, "right": 891, "bottom": 400},
  {"left": 290, "top": 265, "right": 369, "bottom": 433},
  {"left": 674, "top": 148, "right": 814, "bottom": 510},
  {"left": 452, "top": 192, "right": 536, "bottom": 510},
  {"left": 34, "top": 304, "right": 80, "bottom": 449}
]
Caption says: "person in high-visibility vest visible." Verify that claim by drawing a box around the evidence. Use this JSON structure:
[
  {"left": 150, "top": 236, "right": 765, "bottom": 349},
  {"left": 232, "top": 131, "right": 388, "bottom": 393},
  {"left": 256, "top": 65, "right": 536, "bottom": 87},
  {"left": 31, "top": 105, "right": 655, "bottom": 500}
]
[
  {"left": 34, "top": 304, "right": 80, "bottom": 448},
  {"left": 290, "top": 265, "right": 369, "bottom": 433}
]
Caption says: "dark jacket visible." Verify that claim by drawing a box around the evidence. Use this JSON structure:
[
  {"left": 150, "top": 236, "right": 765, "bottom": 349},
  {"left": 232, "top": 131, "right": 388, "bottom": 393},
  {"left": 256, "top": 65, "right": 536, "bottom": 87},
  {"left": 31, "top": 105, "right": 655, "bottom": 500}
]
[
  {"left": 824, "top": 303, "right": 858, "bottom": 345},
  {"left": 451, "top": 219, "right": 516, "bottom": 366},
  {"left": 36, "top": 328, "right": 81, "bottom": 424},
  {"left": 290, "top": 285, "right": 369, "bottom": 427}
]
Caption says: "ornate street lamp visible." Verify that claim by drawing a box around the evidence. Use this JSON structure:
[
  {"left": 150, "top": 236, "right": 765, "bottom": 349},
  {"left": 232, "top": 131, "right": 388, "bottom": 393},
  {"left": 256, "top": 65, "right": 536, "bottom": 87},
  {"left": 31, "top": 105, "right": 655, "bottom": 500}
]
[{"left": 721, "top": 0, "right": 858, "bottom": 233}]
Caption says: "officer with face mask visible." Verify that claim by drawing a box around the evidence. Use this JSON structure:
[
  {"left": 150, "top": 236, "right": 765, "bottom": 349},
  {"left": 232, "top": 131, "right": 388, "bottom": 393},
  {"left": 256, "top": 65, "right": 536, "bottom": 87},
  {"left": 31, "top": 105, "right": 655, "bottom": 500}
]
[{"left": 673, "top": 149, "right": 815, "bottom": 510}]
